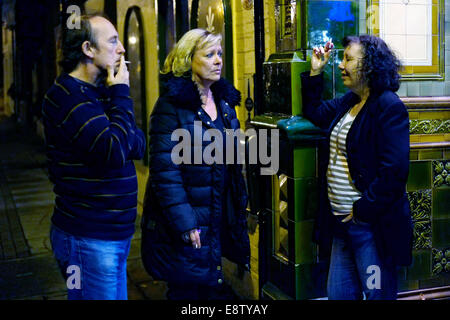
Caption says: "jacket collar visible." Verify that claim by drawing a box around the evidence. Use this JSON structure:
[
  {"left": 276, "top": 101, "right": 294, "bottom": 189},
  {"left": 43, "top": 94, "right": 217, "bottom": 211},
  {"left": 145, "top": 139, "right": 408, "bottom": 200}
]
[
  {"left": 160, "top": 72, "right": 241, "bottom": 110},
  {"left": 343, "top": 90, "right": 381, "bottom": 117}
]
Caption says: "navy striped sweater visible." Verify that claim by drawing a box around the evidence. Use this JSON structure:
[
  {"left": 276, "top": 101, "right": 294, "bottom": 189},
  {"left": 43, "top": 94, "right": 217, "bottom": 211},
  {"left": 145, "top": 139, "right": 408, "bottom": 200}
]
[{"left": 42, "top": 73, "right": 146, "bottom": 240}]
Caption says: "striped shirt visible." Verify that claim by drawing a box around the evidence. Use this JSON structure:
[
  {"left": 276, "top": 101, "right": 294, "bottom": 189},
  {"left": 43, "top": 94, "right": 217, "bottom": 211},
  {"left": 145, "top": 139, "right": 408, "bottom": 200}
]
[
  {"left": 327, "top": 111, "right": 361, "bottom": 215},
  {"left": 41, "top": 73, "right": 146, "bottom": 240}
]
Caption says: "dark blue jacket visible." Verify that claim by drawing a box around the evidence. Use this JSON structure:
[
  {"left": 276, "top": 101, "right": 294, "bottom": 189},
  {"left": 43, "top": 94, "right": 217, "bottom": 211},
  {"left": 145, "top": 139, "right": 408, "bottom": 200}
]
[
  {"left": 141, "top": 74, "right": 250, "bottom": 286},
  {"left": 42, "top": 74, "right": 145, "bottom": 240},
  {"left": 301, "top": 72, "right": 413, "bottom": 266}
]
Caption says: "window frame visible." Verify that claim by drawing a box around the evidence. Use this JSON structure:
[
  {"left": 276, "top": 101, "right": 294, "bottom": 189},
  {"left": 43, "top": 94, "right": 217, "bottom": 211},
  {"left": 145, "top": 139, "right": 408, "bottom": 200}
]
[{"left": 366, "top": 0, "right": 445, "bottom": 81}]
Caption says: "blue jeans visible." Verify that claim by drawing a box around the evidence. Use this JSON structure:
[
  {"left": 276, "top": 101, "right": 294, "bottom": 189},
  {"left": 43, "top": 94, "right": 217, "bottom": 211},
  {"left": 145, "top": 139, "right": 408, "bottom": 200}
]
[
  {"left": 327, "top": 216, "right": 398, "bottom": 300},
  {"left": 50, "top": 224, "right": 132, "bottom": 300}
]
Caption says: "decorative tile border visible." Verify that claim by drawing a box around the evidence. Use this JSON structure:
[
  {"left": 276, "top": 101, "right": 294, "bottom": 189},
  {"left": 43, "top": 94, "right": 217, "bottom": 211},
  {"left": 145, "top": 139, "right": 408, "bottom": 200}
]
[
  {"left": 408, "top": 190, "right": 432, "bottom": 250},
  {"left": 410, "top": 119, "right": 450, "bottom": 134},
  {"left": 432, "top": 160, "right": 450, "bottom": 187},
  {"left": 432, "top": 248, "right": 450, "bottom": 275}
]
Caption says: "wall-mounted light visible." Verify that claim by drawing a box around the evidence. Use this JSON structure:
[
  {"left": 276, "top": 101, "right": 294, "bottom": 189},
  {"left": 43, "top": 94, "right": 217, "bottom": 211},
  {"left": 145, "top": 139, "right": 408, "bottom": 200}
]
[
  {"left": 129, "top": 36, "right": 137, "bottom": 45},
  {"left": 242, "top": 0, "right": 254, "bottom": 10}
]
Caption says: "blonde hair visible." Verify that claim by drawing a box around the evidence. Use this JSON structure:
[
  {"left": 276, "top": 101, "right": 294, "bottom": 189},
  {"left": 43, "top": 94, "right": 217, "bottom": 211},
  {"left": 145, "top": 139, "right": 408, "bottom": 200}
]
[{"left": 161, "top": 28, "right": 222, "bottom": 77}]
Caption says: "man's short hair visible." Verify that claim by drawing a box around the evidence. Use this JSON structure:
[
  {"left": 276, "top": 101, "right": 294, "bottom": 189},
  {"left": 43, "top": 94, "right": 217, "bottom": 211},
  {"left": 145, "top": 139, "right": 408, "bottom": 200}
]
[{"left": 59, "top": 13, "right": 109, "bottom": 73}]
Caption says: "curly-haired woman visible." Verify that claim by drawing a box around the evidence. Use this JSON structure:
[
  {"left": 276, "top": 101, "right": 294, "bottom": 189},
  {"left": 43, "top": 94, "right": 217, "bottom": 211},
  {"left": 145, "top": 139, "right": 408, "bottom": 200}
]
[{"left": 301, "top": 35, "right": 413, "bottom": 300}]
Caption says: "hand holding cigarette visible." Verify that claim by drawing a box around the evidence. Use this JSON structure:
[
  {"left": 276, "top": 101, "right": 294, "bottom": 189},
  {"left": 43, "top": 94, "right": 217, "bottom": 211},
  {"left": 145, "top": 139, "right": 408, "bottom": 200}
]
[
  {"left": 106, "top": 56, "right": 130, "bottom": 87},
  {"left": 310, "top": 38, "right": 334, "bottom": 76}
]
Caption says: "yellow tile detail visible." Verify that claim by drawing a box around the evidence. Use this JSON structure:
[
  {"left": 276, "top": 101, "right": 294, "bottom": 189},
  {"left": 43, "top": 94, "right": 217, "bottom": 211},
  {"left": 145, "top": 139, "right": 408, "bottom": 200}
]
[
  {"left": 418, "top": 134, "right": 447, "bottom": 143},
  {"left": 408, "top": 112, "right": 420, "bottom": 120},
  {"left": 418, "top": 111, "right": 450, "bottom": 120}
]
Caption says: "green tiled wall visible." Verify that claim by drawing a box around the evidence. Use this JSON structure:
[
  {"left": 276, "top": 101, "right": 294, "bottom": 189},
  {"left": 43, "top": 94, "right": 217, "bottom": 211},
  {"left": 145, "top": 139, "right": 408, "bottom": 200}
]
[
  {"left": 432, "top": 248, "right": 450, "bottom": 275},
  {"left": 405, "top": 156, "right": 450, "bottom": 289},
  {"left": 407, "top": 161, "right": 432, "bottom": 192},
  {"left": 419, "top": 149, "right": 446, "bottom": 161},
  {"left": 293, "top": 147, "right": 316, "bottom": 178},
  {"left": 293, "top": 219, "right": 316, "bottom": 264},
  {"left": 432, "top": 188, "right": 450, "bottom": 219},
  {"left": 406, "top": 250, "right": 432, "bottom": 280},
  {"left": 407, "top": 190, "right": 432, "bottom": 250},
  {"left": 432, "top": 219, "right": 450, "bottom": 248},
  {"left": 433, "top": 161, "right": 450, "bottom": 188}
]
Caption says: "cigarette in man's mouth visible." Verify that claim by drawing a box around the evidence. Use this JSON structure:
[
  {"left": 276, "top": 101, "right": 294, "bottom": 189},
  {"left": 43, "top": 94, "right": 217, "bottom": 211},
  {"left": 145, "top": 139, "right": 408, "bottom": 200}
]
[{"left": 124, "top": 61, "right": 131, "bottom": 64}]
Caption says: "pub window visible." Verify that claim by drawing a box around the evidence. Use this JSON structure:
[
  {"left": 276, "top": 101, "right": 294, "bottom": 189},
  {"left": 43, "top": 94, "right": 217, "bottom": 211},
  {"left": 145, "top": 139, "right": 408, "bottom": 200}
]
[{"left": 366, "top": 0, "right": 444, "bottom": 80}]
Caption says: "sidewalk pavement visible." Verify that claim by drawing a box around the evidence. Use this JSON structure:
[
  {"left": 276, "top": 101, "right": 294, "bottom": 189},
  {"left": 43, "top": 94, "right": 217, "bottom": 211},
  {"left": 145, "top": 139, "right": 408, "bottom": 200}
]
[{"left": 0, "top": 116, "right": 167, "bottom": 300}]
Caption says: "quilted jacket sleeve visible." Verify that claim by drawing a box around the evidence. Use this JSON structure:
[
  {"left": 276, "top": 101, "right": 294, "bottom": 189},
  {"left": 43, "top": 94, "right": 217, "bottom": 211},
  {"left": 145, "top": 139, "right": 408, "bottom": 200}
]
[{"left": 148, "top": 97, "right": 198, "bottom": 235}]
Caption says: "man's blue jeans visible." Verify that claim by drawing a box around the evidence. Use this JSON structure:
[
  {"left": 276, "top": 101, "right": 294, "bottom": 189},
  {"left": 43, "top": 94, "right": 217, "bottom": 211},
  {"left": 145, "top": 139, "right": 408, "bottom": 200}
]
[
  {"left": 327, "top": 216, "right": 398, "bottom": 300},
  {"left": 50, "top": 224, "right": 132, "bottom": 300}
]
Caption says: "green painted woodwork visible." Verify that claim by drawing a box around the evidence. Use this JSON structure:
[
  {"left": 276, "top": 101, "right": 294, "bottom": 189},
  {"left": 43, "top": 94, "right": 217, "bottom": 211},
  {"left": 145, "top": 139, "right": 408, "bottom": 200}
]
[
  {"left": 409, "top": 120, "right": 450, "bottom": 134},
  {"left": 294, "top": 263, "right": 327, "bottom": 300},
  {"left": 293, "top": 219, "right": 316, "bottom": 264},
  {"left": 291, "top": 53, "right": 311, "bottom": 115},
  {"left": 408, "top": 190, "right": 432, "bottom": 250},
  {"left": 432, "top": 188, "right": 450, "bottom": 220},
  {"left": 432, "top": 219, "right": 450, "bottom": 248},
  {"left": 293, "top": 147, "right": 316, "bottom": 178}
]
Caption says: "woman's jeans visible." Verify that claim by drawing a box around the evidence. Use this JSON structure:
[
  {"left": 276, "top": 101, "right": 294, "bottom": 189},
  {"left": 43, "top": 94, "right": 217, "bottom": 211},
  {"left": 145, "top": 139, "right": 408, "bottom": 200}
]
[
  {"left": 327, "top": 216, "right": 398, "bottom": 300},
  {"left": 50, "top": 224, "right": 132, "bottom": 300}
]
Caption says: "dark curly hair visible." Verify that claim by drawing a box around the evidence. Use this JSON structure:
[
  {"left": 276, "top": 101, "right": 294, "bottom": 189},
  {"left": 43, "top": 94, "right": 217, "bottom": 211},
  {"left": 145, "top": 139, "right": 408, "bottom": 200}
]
[
  {"left": 60, "top": 14, "right": 108, "bottom": 73},
  {"left": 343, "top": 35, "right": 402, "bottom": 94}
]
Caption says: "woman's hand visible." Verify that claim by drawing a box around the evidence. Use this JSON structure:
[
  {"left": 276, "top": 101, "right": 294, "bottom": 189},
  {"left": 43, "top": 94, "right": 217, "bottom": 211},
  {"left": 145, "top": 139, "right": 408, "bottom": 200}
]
[
  {"left": 189, "top": 229, "right": 201, "bottom": 249},
  {"left": 310, "top": 40, "right": 334, "bottom": 76},
  {"left": 182, "top": 229, "right": 202, "bottom": 249}
]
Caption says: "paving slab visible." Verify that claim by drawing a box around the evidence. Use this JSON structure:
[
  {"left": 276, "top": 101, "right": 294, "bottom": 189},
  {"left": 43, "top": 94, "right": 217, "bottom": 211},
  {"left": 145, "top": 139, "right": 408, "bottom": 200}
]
[
  {"left": 0, "top": 117, "right": 168, "bottom": 300},
  {"left": 0, "top": 254, "right": 67, "bottom": 300}
]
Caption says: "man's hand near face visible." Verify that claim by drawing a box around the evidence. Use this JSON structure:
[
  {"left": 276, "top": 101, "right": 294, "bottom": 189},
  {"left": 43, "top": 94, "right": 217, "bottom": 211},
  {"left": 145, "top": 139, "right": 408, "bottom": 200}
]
[{"left": 106, "top": 55, "right": 129, "bottom": 87}]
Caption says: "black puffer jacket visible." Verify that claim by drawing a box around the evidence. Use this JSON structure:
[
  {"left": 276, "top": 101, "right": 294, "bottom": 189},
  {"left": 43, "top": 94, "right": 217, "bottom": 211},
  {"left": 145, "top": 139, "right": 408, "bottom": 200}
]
[{"left": 141, "top": 74, "right": 250, "bottom": 286}]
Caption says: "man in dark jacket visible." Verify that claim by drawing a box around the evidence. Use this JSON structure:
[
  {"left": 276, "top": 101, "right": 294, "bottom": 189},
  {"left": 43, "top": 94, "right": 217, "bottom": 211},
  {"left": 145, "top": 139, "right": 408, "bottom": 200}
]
[{"left": 42, "top": 14, "right": 145, "bottom": 299}]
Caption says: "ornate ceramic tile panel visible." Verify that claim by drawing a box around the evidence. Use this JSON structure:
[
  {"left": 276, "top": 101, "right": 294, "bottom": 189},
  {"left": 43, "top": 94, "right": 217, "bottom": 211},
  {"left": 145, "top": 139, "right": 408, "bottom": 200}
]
[
  {"left": 432, "top": 248, "right": 450, "bottom": 275},
  {"left": 432, "top": 160, "right": 450, "bottom": 187},
  {"left": 408, "top": 190, "right": 432, "bottom": 250}
]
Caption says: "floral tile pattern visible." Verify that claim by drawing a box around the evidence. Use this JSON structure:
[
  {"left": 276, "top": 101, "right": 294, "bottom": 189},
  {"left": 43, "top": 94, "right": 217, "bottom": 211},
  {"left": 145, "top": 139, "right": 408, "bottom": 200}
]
[
  {"left": 410, "top": 120, "right": 450, "bottom": 134},
  {"left": 408, "top": 190, "right": 432, "bottom": 250},
  {"left": 433, "top": 161, "right": 450, "bottom": 188},
  {"left": 432, "top": 248, "right": 450, "bottom": 275}
]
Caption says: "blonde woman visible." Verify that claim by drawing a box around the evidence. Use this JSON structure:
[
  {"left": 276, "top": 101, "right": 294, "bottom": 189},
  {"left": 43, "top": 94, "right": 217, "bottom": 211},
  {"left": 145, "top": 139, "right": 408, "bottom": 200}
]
[{"left": 141, "top": 29, "right": 250, "bottom": 300}]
